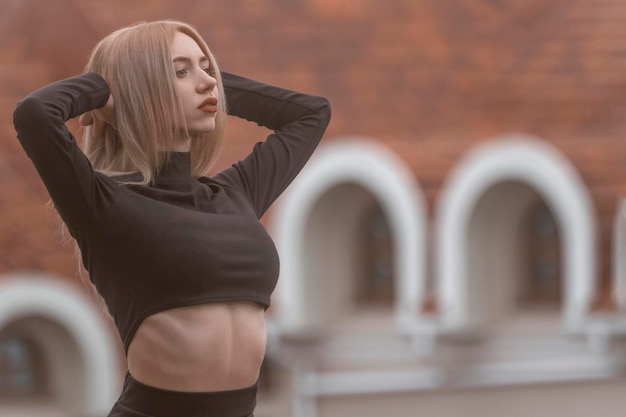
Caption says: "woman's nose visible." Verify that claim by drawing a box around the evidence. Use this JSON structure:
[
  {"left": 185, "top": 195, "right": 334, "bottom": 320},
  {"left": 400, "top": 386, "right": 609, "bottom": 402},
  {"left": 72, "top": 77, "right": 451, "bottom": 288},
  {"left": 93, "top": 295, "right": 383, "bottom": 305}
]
[{"left": 197, "top": 72, "right": 216, "bottom": 93}]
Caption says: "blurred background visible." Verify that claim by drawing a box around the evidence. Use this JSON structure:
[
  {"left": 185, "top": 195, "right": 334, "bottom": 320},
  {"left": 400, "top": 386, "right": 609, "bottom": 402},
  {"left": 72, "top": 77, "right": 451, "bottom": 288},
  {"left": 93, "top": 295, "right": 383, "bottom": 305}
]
[{"left": 3, "top": 0, "right": 626, "bottom": 416}]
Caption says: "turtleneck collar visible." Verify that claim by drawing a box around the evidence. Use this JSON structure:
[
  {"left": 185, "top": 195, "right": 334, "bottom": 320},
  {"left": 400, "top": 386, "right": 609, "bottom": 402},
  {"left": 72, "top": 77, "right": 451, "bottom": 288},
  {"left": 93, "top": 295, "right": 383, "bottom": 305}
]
[{"left": 154, "top": 152, "right": 193, "bottom": 182}]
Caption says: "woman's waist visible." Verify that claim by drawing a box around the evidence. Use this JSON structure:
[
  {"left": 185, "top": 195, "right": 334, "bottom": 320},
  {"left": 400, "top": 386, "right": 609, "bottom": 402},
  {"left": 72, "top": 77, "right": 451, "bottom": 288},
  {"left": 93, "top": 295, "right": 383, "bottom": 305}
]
[
  {"left": 116, "top": 371, "right": 258, "bottom": 417},
  {"left": 127, "top": 302, "right": 267, "bottom": 392}
]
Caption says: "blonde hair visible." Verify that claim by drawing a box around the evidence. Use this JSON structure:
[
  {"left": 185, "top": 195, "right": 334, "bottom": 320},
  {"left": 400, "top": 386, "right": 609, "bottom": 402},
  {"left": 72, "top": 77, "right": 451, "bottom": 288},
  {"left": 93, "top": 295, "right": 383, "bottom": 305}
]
[{"left": 83, "top": 20, "right": 227, "bottom": 183}]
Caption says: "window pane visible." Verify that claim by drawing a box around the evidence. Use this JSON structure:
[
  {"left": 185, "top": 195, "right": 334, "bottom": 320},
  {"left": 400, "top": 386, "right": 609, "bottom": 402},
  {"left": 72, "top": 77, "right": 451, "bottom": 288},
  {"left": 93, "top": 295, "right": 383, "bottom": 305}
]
[
  {"left": 0, "top": 333, "right": 47, "bottom": 398},
  {"left": 520, "top": 201, "right": 561, "bottom": 307},
  {"left": 356, "top": 205, "right": 394, "bottom": 306}
]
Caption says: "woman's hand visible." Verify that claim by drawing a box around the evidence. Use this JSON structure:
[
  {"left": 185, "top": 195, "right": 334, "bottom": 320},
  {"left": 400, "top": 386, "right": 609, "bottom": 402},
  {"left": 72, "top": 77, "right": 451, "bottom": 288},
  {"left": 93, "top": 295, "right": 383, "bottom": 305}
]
[{"left": 79, "top": 93, "right": 116, "bottom": 138}]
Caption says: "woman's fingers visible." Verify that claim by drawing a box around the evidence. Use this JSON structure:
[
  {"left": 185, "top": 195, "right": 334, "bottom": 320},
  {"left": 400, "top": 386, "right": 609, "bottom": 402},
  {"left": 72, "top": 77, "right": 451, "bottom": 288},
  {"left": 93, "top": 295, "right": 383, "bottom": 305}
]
[
  {"left": 92, "top": 118, "right": 106, "bottom": 139},
  {"left": 78, "top": 112, "right": 106, "bottom": 138},
  {"left": 78, "top": 95, "right": 115, "bottom": 139},
  {"left": 100, "top": 94, "right": 117, "bottom": 129},
  {"left": 79, "top": 112, "right": 94, "bottom": 126}
]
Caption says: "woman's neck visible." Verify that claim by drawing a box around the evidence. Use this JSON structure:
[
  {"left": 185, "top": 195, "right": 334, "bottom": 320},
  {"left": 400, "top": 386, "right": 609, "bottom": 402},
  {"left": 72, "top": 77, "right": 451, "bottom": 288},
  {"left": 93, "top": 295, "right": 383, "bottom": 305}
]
[
  {"left": 160, "top": 138, "right": 191, "bottom": 152},
  {"left": 158, "top": 137, "right": 191, "bottom": 152}
]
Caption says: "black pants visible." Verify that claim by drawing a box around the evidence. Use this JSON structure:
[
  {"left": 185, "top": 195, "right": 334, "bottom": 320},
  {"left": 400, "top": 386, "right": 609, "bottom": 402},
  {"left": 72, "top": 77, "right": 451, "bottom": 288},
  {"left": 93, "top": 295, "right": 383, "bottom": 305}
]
[{"left": 107, "top": 372, "right": 257, "bottom": 417}]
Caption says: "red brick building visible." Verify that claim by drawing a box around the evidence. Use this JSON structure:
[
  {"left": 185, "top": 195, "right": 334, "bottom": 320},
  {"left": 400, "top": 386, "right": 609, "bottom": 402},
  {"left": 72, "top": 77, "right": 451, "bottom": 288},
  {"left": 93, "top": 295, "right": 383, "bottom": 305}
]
[{"left": 2, "top": 1, "right": 626, "bottom": 416}]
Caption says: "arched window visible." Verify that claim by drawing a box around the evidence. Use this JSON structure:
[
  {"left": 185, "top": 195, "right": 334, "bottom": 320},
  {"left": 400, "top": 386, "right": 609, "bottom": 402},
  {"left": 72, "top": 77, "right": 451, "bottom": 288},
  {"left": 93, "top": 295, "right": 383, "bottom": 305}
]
[
  {"left": 437, "top": 136, "right": 596, "bottom": 333},
  {"left": 0, "top": 275, "right": 120, "bottom": 417},
  {"left": 273, "top": 139, "right": 427, "bottom": 333},
  {"left": 463, "top": 180, "right": 563, "bottom": 327},
  {"left": 299, "top": 183, "right": 391, "bottom": 324}
]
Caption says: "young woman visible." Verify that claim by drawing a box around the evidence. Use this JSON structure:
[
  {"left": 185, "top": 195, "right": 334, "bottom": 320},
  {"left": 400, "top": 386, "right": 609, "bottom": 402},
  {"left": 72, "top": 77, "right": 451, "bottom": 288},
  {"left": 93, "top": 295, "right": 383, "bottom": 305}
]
[{"left": 13, "top": 20, "right": 331, "bottom": 417}]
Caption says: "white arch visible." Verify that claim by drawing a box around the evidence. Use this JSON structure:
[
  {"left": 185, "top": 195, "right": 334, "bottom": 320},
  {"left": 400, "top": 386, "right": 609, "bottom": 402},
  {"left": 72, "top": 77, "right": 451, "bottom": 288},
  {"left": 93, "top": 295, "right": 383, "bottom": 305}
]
[
  {"left": 436, "top": 134, "right": 597, "bottom": 333},
  {"left": 0, "top": 273, "right": 120, "bottom": 416},
  {"left": 272, "top": 137, "right": 428, "bottom": 332},
  {"left": 613, "top": 198, "right": 626, "bottom": 308}
]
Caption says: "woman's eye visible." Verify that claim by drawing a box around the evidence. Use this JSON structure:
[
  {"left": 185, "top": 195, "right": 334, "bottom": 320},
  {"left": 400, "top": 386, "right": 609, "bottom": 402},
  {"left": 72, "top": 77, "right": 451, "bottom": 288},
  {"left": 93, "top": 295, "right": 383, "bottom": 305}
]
[
  {"left": 204, "top": 67, "right": 216, "bottom": 76},
  {"left": 175, "top": 68, "right": 189, "bottom": 77}
]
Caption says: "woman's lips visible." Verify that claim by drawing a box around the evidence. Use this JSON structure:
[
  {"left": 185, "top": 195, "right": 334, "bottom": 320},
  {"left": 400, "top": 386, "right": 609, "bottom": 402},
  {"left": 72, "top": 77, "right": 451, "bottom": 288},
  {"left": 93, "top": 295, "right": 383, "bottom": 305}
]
[{"left": 198, "top": 97, "right": 218, "bottom": 113}]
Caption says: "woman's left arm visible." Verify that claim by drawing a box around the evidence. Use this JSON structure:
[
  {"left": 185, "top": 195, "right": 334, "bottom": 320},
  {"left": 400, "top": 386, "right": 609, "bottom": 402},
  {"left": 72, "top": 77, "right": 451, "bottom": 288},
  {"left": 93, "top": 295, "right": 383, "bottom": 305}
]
[{"left": 214, "top": 72, "right": 331, "bottom": 217}]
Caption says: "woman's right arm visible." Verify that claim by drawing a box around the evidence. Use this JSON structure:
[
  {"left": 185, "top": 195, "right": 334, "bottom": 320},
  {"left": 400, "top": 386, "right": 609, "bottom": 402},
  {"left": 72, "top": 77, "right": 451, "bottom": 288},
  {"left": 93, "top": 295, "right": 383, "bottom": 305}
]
[{"left": 13, "top": 73, "right": 114, "bottom": 233}]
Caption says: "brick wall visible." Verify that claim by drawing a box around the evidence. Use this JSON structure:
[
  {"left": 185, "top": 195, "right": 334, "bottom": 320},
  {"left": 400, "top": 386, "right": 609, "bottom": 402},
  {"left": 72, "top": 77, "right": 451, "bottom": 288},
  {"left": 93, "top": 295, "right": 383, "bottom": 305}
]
[{"left": 1, "top": 0, "right": 625, "bottom": 309}]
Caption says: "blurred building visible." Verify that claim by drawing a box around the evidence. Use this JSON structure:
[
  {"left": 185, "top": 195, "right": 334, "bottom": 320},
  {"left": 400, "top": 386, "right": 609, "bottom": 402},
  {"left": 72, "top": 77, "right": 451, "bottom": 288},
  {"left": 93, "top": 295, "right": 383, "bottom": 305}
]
[{"left": 2, "top": 1, "right": 626, "bottom": 416}]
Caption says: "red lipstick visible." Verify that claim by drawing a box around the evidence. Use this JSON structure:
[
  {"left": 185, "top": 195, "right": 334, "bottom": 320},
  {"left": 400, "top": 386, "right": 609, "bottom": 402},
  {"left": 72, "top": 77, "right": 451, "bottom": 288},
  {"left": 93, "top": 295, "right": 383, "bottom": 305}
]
[{"left": 198, "top": 97, "right": 218, "bottom": 113}]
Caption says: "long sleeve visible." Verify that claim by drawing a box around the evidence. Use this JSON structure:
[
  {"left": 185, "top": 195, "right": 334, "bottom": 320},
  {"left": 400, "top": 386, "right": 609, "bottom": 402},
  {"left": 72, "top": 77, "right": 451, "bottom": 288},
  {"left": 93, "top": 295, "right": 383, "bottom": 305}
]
[
  {"left": 214, "top": 72, "right": 331, "bottom": 217},
  {"left": 13, "top": 73, "right": 116, "bottom": 234}
]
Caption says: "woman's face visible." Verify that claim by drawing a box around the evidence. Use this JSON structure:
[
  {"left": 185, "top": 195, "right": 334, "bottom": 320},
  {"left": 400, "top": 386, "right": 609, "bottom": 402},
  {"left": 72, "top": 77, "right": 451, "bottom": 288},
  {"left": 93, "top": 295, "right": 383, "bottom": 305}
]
[{"left": 171, "top": 31, "right": 219, "bottom": 134}]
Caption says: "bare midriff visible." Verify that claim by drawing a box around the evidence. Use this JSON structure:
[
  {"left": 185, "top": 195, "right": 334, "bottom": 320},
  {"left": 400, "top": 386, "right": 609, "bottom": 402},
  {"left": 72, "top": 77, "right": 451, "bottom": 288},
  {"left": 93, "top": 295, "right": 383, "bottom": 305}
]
[{"left": 127, "top": 302, "right": 266, "bottom": 392}]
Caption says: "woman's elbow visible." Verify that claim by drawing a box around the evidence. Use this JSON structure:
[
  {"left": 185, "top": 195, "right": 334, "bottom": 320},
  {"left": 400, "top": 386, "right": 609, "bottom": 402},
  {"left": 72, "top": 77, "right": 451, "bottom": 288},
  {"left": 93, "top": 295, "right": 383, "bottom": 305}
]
[{"left": 317, "top": 96, "right": 332, "bottom": 126}]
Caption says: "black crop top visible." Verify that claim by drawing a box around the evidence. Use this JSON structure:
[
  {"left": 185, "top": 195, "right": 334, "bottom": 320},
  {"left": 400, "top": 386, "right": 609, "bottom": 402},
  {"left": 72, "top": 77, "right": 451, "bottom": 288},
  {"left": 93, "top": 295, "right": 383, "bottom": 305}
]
[{"left": 13, "top": 72, "right": 331, "bottom": 353}]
